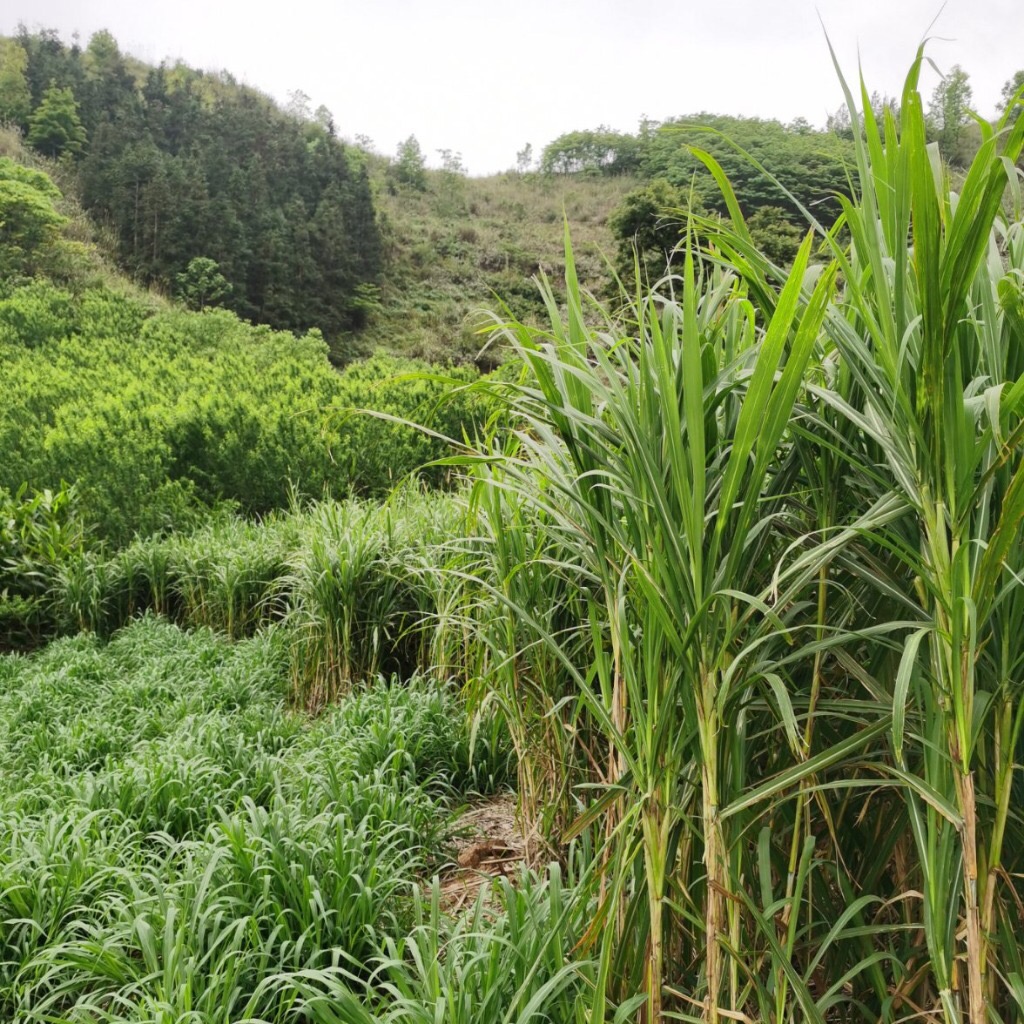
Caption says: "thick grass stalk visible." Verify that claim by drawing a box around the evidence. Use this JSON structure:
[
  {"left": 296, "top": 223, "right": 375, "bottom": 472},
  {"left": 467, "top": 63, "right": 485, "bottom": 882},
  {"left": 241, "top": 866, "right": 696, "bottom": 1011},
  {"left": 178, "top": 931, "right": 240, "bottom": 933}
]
[
  {"left": 456, "top": 221, "right": 838, "bottom": 1021},
  {"left": 796, "top": 45, "right": 1024, "bottom": 1022}
]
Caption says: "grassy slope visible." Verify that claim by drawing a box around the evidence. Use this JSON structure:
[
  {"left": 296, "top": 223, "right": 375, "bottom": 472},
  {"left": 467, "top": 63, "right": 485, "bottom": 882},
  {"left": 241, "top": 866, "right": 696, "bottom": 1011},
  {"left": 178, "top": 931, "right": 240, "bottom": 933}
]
[{"left": 361, "top": 167, "right": 638, "bottom": 363}]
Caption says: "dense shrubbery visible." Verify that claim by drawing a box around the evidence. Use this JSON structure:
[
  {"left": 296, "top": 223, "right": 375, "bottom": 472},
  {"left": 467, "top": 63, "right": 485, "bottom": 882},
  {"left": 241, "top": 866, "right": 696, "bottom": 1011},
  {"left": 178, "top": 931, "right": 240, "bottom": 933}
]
[
  {"left": 0, "top": 482, "right": 84, "bottom": 647},
  {"left": 0, "top": 156, "right": 85, "bottom": 282},
  {"left": 0, "top": 279, "right": 493, "bottom": 544}
]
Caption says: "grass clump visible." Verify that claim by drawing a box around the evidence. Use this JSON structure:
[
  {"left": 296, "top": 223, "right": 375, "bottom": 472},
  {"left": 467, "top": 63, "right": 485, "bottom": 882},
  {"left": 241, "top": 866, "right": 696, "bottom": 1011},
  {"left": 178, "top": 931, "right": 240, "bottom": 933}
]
[{"left": 415, "top": 50, "right": 1024, "bottom": 1024}]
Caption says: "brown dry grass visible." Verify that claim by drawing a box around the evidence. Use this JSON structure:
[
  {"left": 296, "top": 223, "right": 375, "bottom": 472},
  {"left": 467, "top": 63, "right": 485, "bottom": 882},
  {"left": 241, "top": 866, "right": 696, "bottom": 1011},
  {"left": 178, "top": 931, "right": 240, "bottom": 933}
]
[{"left": 438, "top": 793, "right": 524, "bottom": 914}]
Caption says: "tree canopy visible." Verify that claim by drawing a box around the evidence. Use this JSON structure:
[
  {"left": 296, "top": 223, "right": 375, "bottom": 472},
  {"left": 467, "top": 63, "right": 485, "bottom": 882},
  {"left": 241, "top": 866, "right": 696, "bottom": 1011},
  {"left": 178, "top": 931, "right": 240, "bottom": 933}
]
[
  {"left": 26, "top": 85, "right": 86, "bottom": 159},
  {"left": 0, "top": 157, "right": 68, "bottom": 277},
  {"left": 5, "top": 28, "right": 384, "bottom": 344},
  {"left": 0, "top": 38, "right": 31, "bottom": 124},
  {"left": 928, "top": 65, "right": 975, "bottom": 166},
  {"left": 1001, "top": 70, "right": 1024, "bottom": 119},
  {"left": 541, "top": 114, "right": 855, "bottom": 229}
]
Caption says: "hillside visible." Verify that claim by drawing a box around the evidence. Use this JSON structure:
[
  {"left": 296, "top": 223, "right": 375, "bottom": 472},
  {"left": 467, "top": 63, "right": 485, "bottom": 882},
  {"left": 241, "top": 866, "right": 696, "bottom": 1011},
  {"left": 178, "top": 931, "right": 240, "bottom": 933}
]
[
  {"left": 1, "top": 29, "right": 382, "bottom": 344},
  {"left": 0, "top": 143, "right": 494, "bottom": 557},
  {"left": 0, "top": 27, "right": 867, "bottom": 367},
  {"left": 362, "top": 167, "right": 637, "bottom": 363}
]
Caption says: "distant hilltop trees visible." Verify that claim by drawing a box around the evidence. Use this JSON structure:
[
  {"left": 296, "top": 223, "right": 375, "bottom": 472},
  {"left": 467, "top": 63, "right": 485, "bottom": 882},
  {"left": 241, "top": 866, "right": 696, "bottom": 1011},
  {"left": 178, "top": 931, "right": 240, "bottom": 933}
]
[{"left": 0, "top": 27, "right": 383, "bottom": 341}]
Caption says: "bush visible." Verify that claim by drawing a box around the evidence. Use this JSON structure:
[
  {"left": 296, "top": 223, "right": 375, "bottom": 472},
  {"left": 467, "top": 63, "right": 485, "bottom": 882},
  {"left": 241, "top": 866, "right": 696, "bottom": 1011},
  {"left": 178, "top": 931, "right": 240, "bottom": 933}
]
[{"left": 0, "top": 283, "right": 495, "bottom": 544}]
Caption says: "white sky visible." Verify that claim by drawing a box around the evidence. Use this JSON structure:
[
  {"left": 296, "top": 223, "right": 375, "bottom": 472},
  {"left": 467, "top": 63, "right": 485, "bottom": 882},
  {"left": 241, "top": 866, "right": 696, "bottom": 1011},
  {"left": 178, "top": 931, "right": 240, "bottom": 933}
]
[{"left": 3, "top": 1, "right": 1023, "bottom": 175}]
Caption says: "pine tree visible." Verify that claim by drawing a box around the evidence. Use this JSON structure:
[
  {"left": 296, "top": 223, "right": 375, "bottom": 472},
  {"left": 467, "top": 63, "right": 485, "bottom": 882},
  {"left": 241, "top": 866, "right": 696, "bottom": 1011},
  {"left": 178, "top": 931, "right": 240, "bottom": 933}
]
[{"left": 27, "top": 84, "right": 86, "bottom": 158}]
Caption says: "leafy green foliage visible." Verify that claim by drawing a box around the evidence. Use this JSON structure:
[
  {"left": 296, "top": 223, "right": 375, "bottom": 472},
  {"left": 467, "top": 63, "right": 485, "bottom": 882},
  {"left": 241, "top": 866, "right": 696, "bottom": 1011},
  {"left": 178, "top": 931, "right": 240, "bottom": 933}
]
[
  {"left": 0, "top": 483, "right": 84, "bottom": 648},
  {"left": 0, "top": 38, "right": 30, "bottom": 125},
  {"left": 174, "top": 255, "right": 231, "bottom": 310},
  {"left": 0, "top": 617, "right": 508, "bottom": 1022},
  {"left": 280, "top": 867, "right": 603, "bottom": 1023},
  {"left": 540, "top": 126, "right": 642, "bottom": 175},
  {"left": 0, "top": 157, "right": 67, "bottom": 277},
  {"left": 927, "top": 64, "right": 976, "bottom": 165},
  {"left": 542, "top": 114, "right": 855, "bottom": 229},
  {"left": 26, "top": 84, "right": 85, "bottom": 159},
  {"left": 0, "top": 279, "right": 492, "bottom": 543},
  {"left": 746, "top": 204, "right": 804, "bottom": 265},
  {"left": 391, "top": 134, "right": 427, "bottom": 191},
  {"left": 1000, "top": 69, "right": 1024, "bottom": 117},
  {"left": 640, "top": 113, "right": 854, "bottom": 225},
  {"left": 607, "top": 177, "right": 689, "bottom": 279}
]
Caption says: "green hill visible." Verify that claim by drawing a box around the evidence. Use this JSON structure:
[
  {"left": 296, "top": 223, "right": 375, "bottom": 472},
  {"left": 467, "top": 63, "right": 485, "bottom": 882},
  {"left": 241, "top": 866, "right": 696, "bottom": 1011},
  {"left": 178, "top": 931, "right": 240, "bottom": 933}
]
[
  {"left": 363, "top": 167, "right": 638, "bottom": 363},
  {"left": 0, "top": 27, "right": 863, "bottom": 367}
]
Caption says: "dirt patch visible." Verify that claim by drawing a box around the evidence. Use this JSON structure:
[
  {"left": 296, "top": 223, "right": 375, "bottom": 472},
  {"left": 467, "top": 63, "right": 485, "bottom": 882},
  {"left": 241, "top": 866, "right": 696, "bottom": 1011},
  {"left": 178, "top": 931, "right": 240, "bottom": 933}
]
[{"left": 439, "top": 792, "right": 524, "bottom": 913}]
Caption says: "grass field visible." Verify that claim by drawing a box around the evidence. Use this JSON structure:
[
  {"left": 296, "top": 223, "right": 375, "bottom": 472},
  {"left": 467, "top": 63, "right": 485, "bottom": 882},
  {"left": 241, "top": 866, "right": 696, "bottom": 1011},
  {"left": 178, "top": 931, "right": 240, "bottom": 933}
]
[
  {"left": 4, "top": 52, "right": 1024, "bottom": 1024},
  {"left": 0, "top": 617, "right": 542, "bottom": 1022}
]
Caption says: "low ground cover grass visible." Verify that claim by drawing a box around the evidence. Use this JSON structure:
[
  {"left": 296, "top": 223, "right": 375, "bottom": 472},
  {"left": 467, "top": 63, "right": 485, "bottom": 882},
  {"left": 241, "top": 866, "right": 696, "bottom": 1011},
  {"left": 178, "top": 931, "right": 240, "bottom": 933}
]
[{"left": 0, "top": 616, "right": 524, "bottom": 1023}]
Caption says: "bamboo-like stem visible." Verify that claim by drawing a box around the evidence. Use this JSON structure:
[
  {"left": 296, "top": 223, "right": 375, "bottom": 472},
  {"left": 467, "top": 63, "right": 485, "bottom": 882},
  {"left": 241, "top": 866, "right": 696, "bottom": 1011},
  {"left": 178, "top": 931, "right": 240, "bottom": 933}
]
[
  {"left": 701, "top": 690, "right": 725, "bottom": 1024},
  {"left": 643, "top": 795, "right": 666, "bottom": 1023},
  {"left": 981, "top": 696, "right": 1014, "bottom": 999},
  {"left": 777, "top": 562, "right": 829, "bottom": 1020}
]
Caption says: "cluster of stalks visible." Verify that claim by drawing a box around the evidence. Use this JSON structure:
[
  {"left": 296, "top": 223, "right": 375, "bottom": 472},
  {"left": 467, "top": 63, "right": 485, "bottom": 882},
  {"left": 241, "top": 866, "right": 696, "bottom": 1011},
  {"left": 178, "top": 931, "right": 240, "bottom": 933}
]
[
  {"left": 47, "top": 490, "right": 462, "bottom": 708},
  {"left": 429, "top": 53, "right": 1024, "bottom": 1024}
]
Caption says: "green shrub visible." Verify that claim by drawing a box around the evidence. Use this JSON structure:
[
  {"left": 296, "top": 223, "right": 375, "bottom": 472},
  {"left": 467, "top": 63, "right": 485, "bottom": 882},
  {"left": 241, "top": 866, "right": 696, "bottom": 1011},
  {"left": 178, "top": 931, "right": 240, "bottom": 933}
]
[{"left": 0, "top": 283, "right": 494, "bottom": 546}]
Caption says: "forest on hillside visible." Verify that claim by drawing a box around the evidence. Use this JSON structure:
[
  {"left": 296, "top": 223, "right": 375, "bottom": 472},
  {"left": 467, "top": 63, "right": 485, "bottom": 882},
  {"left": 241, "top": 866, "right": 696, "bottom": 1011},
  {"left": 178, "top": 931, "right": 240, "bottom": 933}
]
[
  {"left": 0, "top": 28, "right": 382, "bottom": 341},
  {"left": 5, "top": 26, "right": 1019, "bottom": 363}
]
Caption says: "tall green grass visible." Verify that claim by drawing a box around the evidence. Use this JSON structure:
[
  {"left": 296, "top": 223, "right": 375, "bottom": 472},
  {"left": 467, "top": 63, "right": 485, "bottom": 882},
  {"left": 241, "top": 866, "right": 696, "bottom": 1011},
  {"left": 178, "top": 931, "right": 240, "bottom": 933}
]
[
  {"left": 5, "top": 46, "right": 1024, "bottom": 1024},
  {"left": 42, "top": 490, "right": 466, "bottom": 707},
  {"left": 421, "top": 52, "right": 1024, "bottom": 1024}
]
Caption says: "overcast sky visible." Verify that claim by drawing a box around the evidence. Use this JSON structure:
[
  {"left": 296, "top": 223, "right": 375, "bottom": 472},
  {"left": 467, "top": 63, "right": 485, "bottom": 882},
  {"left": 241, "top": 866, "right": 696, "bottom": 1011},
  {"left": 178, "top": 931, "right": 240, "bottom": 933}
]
[{"left": 3, "top": 1, "right": 1022, "bottom": 174}]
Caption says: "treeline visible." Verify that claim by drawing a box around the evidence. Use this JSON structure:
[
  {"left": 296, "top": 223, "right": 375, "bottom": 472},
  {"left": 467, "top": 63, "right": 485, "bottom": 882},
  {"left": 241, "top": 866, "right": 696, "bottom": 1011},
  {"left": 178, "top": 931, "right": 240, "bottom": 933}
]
[
  {"left": 535, "top": 117, "right": 855, "bottom": 274},
  {"left": 0, "top": 29, "right": 382, "bottom": 342},
  {"left": 540, "top": 117, "right": 855, "bottom": 222},
  {"left": 542, "top": 65, "right": 1024, "bottom": 272}
]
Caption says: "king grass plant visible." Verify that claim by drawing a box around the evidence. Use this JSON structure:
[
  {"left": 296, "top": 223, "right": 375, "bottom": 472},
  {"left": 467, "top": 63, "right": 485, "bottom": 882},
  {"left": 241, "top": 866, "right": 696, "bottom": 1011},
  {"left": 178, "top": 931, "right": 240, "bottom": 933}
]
[
  {"left": 419, "top": 51, "right": 1024, "bottom": 1024},
  {"left": 812, "top": 52, "right": 1024, "bottom": 1024},
  {"left": 446, "top": 225, "right": 849, "bottom": 1023}
]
